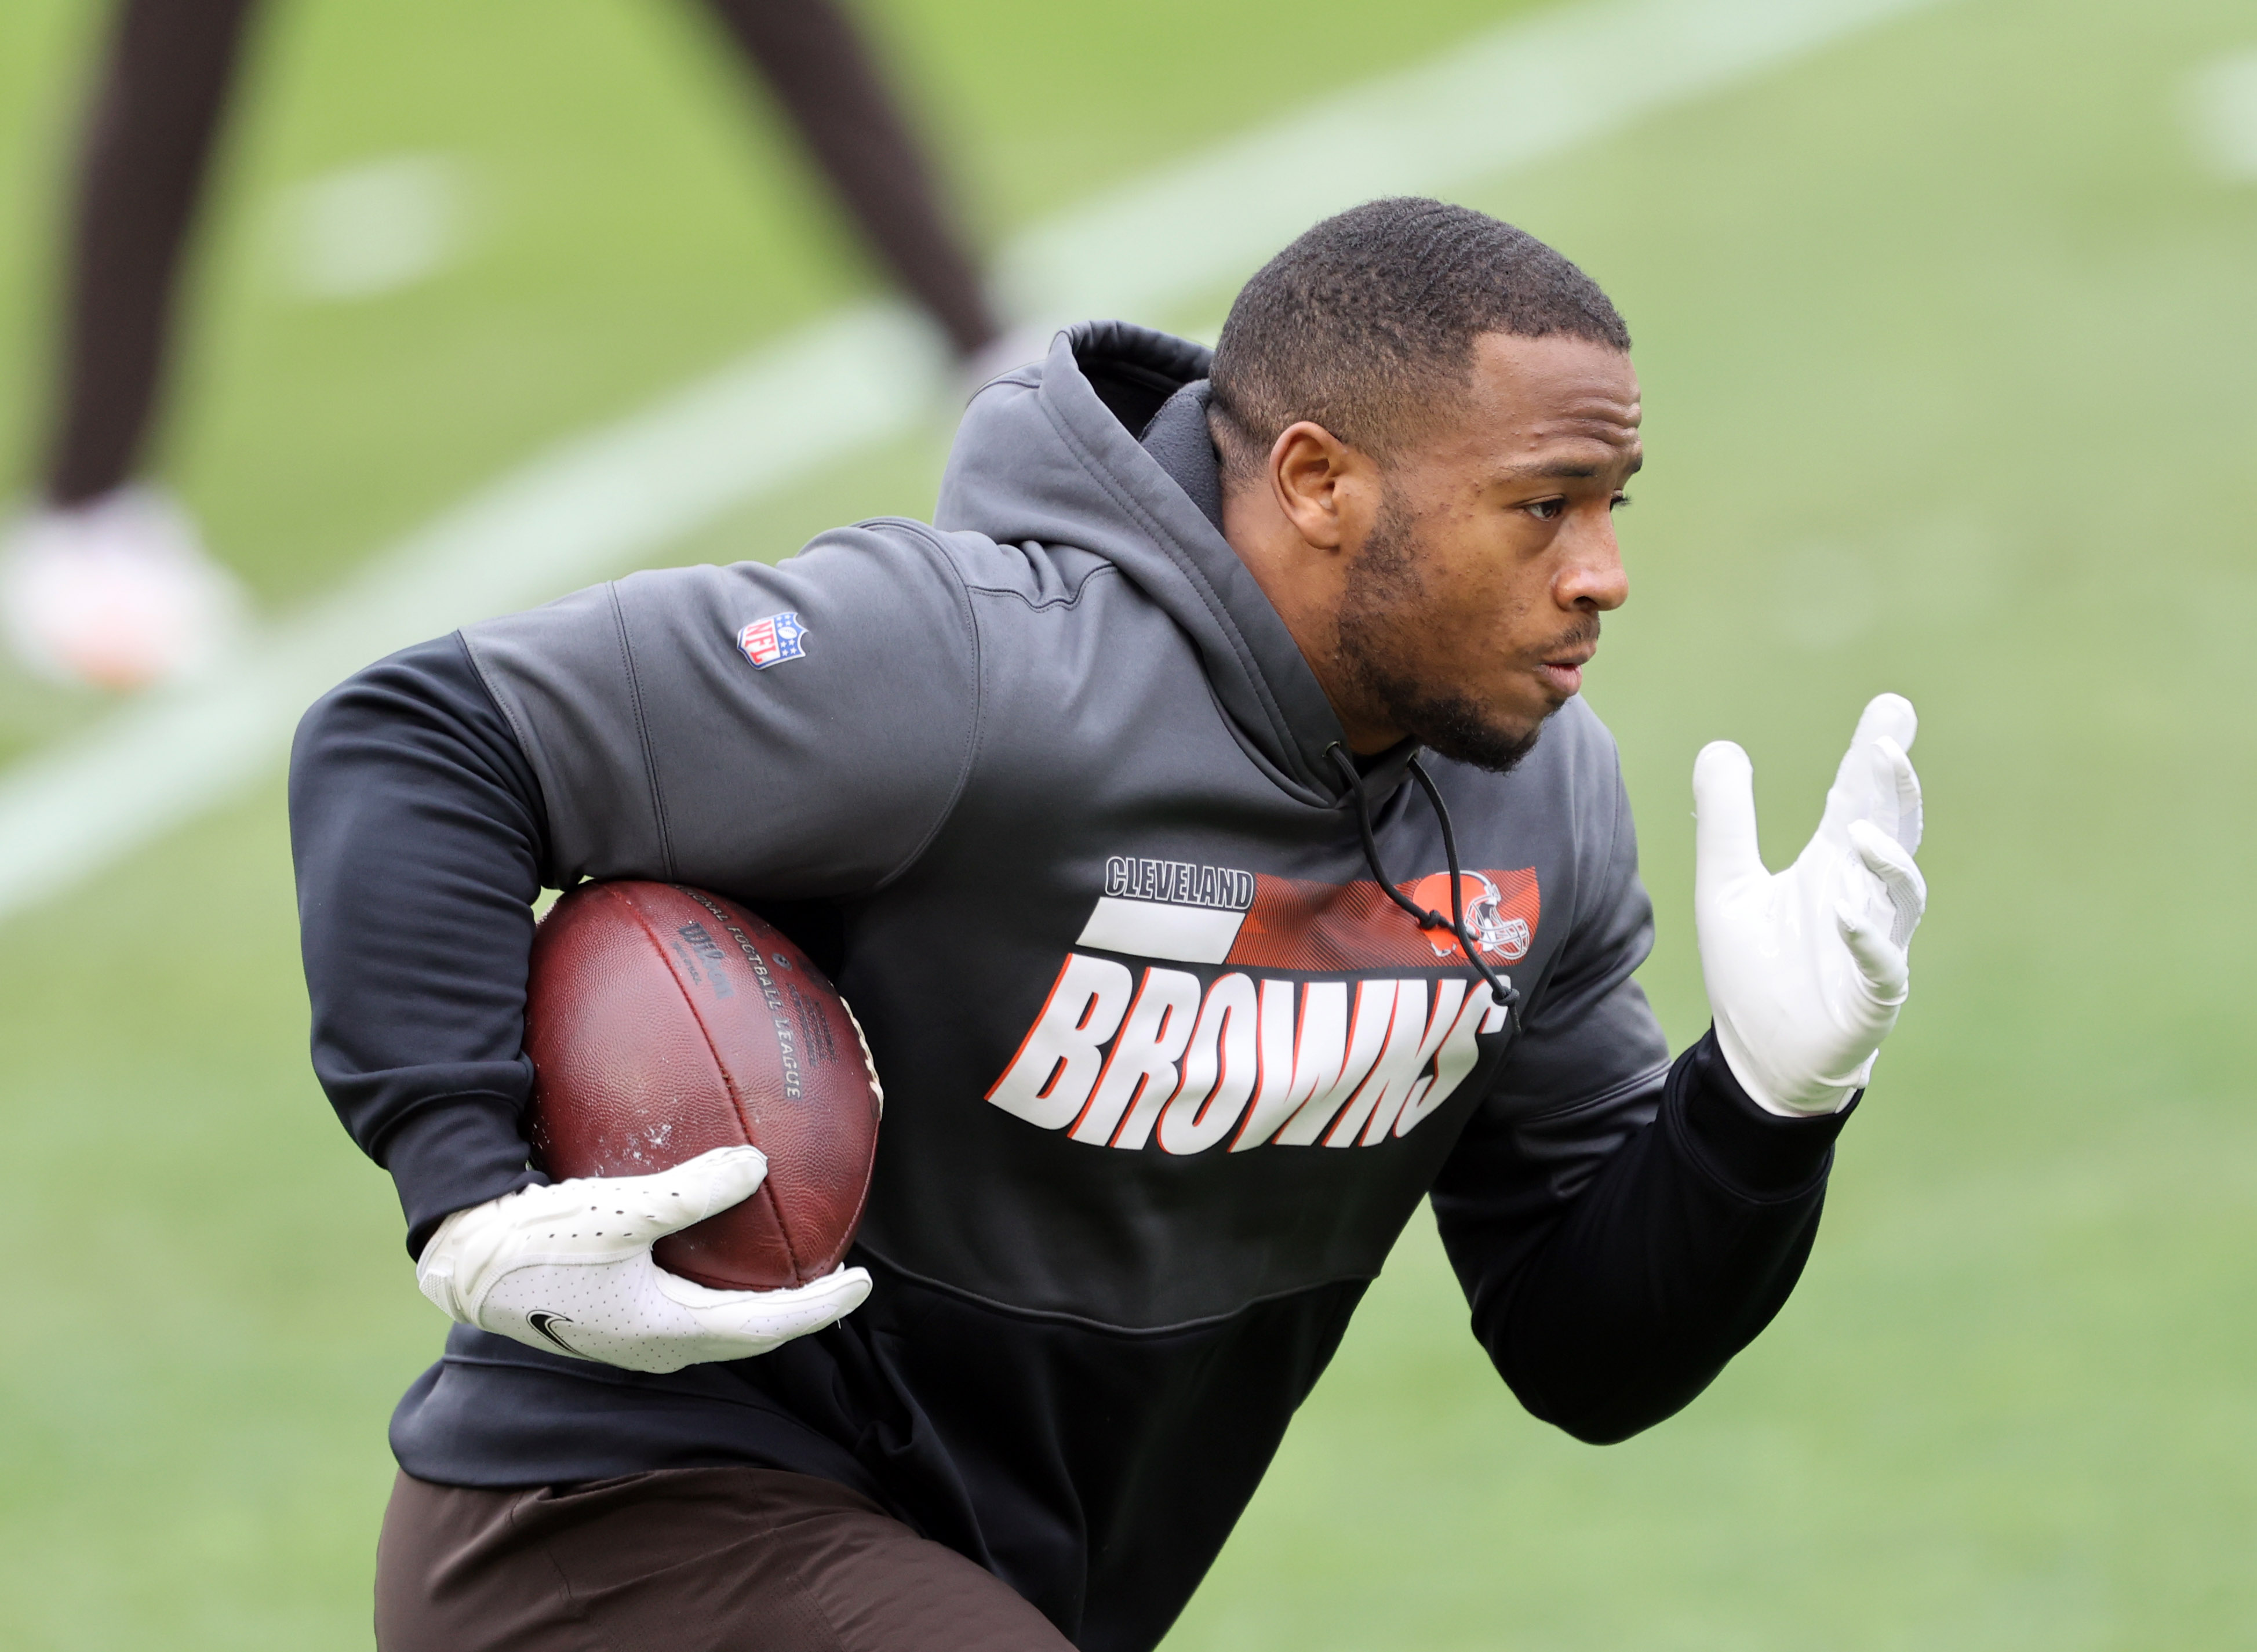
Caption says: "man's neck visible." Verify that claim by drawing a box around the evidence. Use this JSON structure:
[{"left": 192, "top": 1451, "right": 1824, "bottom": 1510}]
[{"left": 1218, "top": 481, "right": 1401, "bottom": 755}]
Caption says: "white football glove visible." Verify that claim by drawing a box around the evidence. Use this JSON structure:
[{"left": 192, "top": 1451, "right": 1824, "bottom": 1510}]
[
  {"left": 1692, "top": 693, "right": 1927, "bottom": 1116},
  {"left": 414, "top": 1145, "right": 871, "bottom": 1374}
]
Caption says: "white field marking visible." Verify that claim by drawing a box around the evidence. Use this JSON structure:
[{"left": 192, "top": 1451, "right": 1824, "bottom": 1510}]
[
  {"left": 277, "top": 154, "right": 470, "bottom": 301},
  {"left": 2184, "top": 50, "right": 2257, "bottom": 181},
  {"left": 0, "top": 0, "right": 1955, "bottom": 926}
]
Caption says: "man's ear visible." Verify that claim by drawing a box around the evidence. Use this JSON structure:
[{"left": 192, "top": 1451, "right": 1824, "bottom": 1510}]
[{"left": 1269, "top": 421, "right": 1368, "bottom": 552}]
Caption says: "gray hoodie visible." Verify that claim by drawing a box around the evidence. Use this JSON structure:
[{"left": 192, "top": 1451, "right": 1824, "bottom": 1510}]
[{"left": 293, "top": 321, "right": 1848, "bottom": 1651}]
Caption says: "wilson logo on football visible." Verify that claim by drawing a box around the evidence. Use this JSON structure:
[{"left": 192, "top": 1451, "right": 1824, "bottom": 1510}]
[{"left": 737, "top": 611, "right": 809, "bottom": 669}]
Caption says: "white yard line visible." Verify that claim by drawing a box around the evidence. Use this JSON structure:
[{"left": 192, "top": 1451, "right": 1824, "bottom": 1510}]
[{"left": 0, "top": 0, "right": 1952, "bottom": 926}]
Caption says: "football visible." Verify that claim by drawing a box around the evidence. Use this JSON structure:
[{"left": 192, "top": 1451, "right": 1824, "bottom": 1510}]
[{"left": 523, "top": 880, "right": 883, "bottom": 1292}]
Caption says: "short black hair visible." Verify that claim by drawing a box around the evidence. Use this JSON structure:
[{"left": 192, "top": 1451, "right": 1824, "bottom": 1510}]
[{"left": 1208, "top": 198, "right": 1630, "bottom": 479}]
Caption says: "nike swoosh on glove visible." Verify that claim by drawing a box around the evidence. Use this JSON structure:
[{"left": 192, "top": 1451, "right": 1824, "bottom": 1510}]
[
  {"left": 1693, "top": 693, "right": 1928, "bottom": 1116},
  {"left": 414, "top": 1146, "right": 871, "bottom": 1373}
]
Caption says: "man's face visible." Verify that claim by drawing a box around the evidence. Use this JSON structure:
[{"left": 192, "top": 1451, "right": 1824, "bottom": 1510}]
[{"left": 1333, "top": 332, "right": 1641, "bottom": 770}]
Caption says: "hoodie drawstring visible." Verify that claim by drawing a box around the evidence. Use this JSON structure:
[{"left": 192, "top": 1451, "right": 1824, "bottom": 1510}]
[{"left": 1325, "top": 744, "right": 1520, "bottom": 1018}]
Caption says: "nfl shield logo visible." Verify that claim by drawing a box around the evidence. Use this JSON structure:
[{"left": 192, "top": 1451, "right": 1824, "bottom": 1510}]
[{"left": 737, "top": 611, "right": 809, "bottom": 669}]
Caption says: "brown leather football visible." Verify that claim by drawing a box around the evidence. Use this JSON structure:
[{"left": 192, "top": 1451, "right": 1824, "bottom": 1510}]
[{"left": 523, "top": 880, "right": 882, "bottom": 1291}]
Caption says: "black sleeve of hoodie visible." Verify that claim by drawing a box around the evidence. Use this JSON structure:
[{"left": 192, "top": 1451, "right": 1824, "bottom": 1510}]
[
  {"left": 1430, "top": 1032, "right": 1854, "bottom": 1445},
  {"left": 289, "top": 633, "right": 552, "bottom": 1257}
]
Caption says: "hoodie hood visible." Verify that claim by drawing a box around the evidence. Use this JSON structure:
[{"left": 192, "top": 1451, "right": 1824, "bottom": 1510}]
[{"left": 935, "top": 321, "right": 1407, "bottom": 807}]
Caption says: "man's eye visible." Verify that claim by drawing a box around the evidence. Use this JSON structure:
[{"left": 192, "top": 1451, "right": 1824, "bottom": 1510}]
[
  {"left": 1611, "top": 492, "right": 1632, "bottom": 511},
  {"left": 1524, "top": 498, "right": 1566, "bottom": 522}
]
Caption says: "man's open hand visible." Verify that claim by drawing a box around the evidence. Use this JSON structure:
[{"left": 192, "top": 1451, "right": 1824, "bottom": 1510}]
[
  {"left": 1692, "top": 693, "right": 1927, "bottom": 1116},
  {"left": 414, "top": 1147, "right": 871, "bottom": 1374}
]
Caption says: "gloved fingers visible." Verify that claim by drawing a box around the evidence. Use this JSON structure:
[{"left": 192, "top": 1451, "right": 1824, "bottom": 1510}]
[
  {"left": 1848, "top": 818, "right": 1926, "bottom": 948},
  {"left": 1819, "top": 696, "right": 1921, "bottom": 849},
  {"left": 1692, "top": 741, "right": 1765, "bottom": 890},
  {"left": 654, "top": 1260, "right": 871, "bottom": 1312},
  {"left": 1836, "top": 898, "right": 1910, "bottom": 1004},
  {"left": 1869, "top": 734, "right": 1923, "bottom": 854},
  {"left": 584, "top": 1145, "right": 772, "bottom": 1242},
  {"left": 1851, "top": 692, "right": 1917, "bottom": 754},
  {"left": 664, "top": 1264, "right": 873, "bottom": 1347},
  {"left": 487, "top": 1148, "right": 770, "bottom": 1261}
]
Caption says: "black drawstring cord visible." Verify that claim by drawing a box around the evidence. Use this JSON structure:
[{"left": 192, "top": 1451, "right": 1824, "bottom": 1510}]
[
  {"left": 1328, "top": 745, "right": 1443, "bottom": 928},
  {"left": 1326, "top": 744, "right": 1519, "bottom": 1014},
  {"left": 1404, "top": 756, "right": 1517, "bottom": 1015}
]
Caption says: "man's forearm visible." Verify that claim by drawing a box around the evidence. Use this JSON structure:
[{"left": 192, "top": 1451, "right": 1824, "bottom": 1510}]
[
  {"left": 289, "top": 632, "right": 553, "bottom": 1254},
  {"left": 1476, "top": 1034, "right": 1851, "bottom": 1444}
]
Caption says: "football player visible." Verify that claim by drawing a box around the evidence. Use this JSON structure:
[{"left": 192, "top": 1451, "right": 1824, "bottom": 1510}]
[{"left": 294, "top": 198, "right": 1925, "bottom": 1651}]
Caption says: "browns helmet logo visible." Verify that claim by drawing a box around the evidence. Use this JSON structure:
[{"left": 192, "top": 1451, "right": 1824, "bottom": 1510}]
[{"left": 1405, "top": 871, "right": 1531, "bottom": 962}]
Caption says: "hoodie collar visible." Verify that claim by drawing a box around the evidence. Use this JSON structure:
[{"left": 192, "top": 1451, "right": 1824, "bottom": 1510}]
[
  {"left": 1137, "top": 382, "right": 1226, "bottom": 536},
  {"left": 937, "top": 321, "right": 1415, "bottom": 806}
]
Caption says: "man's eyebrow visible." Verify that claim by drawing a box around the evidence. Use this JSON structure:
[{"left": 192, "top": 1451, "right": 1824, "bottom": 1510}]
[{"left": 1494, "top": 453, "right": 1643, "bottom": 483}]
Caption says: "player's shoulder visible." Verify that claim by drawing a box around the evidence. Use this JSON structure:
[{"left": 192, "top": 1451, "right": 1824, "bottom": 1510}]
[
  {"left": 611, "top": 519, "right": 963, "bottom": 616},
  {"left": 536, "top": 523, "right": 971, "bottom": 684},
  {"left": 610, "top": 517, "right": 1115, "bottom": 622},
  {"left": 842, "top": 515, "right": 1120, "bottom": 614},
  {"left": 463, "top": 521, "right": 985, "bottom": 716}
]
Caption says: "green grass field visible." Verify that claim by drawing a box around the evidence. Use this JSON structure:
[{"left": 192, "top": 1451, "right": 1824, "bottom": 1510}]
[{"left": 4, "top": 0, "right": 2256, "bottom": 1646}]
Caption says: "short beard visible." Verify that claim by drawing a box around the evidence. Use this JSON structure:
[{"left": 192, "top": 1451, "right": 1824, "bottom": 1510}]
[{"left": 1333, "top": 495, "right": 1549, "bottom": 776}]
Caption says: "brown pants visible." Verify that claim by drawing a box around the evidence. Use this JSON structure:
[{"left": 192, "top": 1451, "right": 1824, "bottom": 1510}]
[{"left": 374, "top": 1467, "right": 1072, "bottom": 1651}]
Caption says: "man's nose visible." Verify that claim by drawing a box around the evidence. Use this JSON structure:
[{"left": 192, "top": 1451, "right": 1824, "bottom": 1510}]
[{"left": 1558, "top": 518, "right": 1629, "bottom": 612}]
